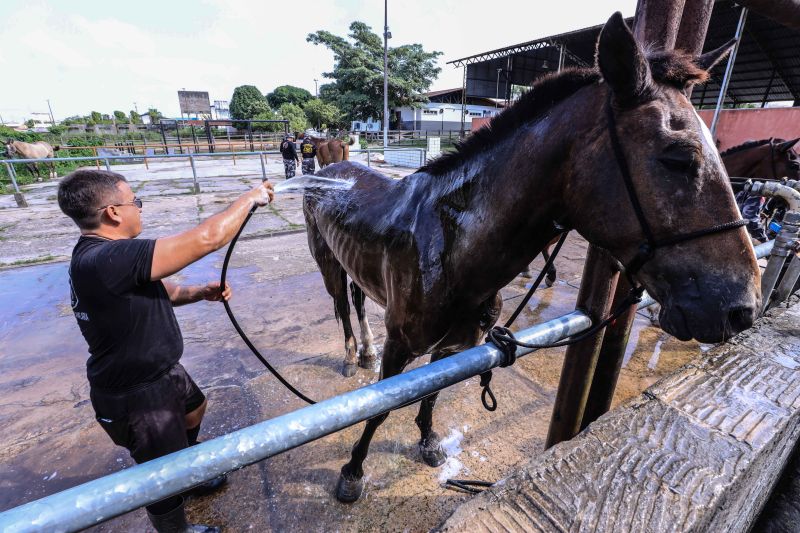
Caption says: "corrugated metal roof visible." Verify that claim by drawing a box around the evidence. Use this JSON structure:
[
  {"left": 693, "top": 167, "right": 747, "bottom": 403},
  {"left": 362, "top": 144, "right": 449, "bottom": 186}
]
[{"left": 449, "top": 0, "right": 800, "bottom": 106}]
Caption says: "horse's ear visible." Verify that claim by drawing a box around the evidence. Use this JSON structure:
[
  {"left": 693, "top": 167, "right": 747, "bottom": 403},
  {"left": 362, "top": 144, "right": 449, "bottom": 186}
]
[
  {"left": 696, "top": 39, "right": 736, "bottom": 72},
  {"left": 778, "top": 137, "right": 800, "bottom": 153},
  {"left": 597, "top": 12, "right": 652, "bottom": 106}
]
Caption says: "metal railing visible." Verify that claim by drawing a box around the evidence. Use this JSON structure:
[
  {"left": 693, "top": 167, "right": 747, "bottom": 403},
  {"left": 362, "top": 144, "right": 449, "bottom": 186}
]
[
  {"left": 0, "top": 241, "right": 778, "bottom": 533},
  {"left": 0, "top": 147, "right": 427, "bottom": 207}
]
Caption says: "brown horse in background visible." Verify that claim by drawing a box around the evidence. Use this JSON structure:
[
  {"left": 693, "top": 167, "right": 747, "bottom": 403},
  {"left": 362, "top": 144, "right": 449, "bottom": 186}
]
[
  {"left": 4, "top": 140, "right": 61, "bottom": 180},
  {"left": 304, "top": 13, "right": 760, "bottom": 503},
  {"left": 310, "top": 136, "right": 354, "bottom": 167}
]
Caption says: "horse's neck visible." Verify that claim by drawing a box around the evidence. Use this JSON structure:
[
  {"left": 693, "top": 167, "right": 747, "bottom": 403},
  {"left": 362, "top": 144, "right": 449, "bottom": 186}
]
[
  {"left": 427, "top": 89, "right": 596, "bottom": 277},
  {"left": 723, "top": 146, "right": 770, "bottom": 178}
]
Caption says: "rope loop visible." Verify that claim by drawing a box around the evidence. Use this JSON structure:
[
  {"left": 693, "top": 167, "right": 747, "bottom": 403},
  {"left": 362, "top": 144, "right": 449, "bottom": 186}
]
[
  {"left": 479, "top": 371, "right": 497, "bottom": 412},
  {"left": 487, "top": 326, "right": 518, "bottom": 367}
]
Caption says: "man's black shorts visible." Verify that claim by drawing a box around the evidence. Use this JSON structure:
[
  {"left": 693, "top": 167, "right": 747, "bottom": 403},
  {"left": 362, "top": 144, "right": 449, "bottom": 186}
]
[{"left": 90, "top": 363, "right": 206, "bottom": 464}]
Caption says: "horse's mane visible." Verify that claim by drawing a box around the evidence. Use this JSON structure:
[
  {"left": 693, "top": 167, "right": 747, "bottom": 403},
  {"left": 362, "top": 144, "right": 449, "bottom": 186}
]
[
  {"left": 720, "top": 138, "right": 782, "bottom": 156},
  {"left": 420, "top": 50, "right": 710, "bottom": 177}
]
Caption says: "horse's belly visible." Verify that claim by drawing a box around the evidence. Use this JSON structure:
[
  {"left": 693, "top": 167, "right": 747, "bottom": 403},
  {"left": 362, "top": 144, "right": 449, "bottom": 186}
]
[{"left": 325, "top": 228, "right": 389, "bottom": 307}]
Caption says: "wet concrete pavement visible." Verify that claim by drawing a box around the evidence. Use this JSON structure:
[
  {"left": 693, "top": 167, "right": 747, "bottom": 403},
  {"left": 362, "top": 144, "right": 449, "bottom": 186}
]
[{"left": 0, "top": 159, "right": 716, "bottom": 532}]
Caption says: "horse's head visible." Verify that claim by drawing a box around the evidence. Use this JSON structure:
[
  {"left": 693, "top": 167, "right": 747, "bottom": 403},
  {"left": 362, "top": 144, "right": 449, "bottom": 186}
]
[
  {"left": 770, "top": 138, "right": 800, "bottom": 180},
  {"left": 569, "top": 13, "right": 760, "bottom": 342},
  {"left": 4, "top": 140, "right": 16, "bottom": 157}
]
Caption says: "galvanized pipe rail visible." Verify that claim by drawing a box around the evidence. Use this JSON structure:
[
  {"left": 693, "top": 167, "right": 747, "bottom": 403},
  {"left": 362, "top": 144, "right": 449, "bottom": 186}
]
[
  {"left": 0, "top": 239, "right": 777, "bottom": 532},
  {"left": 0, "top": 147, "right": 426, "bottom": 207}
]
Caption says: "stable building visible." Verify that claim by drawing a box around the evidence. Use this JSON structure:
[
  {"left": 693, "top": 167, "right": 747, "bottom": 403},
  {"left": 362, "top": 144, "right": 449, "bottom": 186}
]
[{"left": 392, "top": 89, "right": 503, "bottom": 132}]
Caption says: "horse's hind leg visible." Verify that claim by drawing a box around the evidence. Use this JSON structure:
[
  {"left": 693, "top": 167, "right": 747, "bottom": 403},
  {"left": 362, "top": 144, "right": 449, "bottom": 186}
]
[
  {"left": 307, "top": 220, "right": 359, "bottom": 377},
  {"left": 336, "top": 336, "right": 409, "bottom": 503},
  {"left": 350, "top": 281, "right": 377, "bottom": 369},
  {"left": 415, "top": 351, "right": 450, "bottom": 467},
  {"left": 328, "top": 270, "right": 358, "bottom": 377}
]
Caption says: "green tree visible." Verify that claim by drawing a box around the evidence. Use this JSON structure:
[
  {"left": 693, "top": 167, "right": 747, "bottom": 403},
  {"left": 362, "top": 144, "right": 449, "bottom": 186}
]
[
  {"left": 230, "top": 85, "right": 269, "bottom": 121},
  {"left": 25, "top": 119, "right": 36, "bottom": 128},
  {"left": 303, "top": 98, "right": 343, "bottom": 130},
  {"left": 90, "top": 111, "right": 102, "bottom": 123},
  {"left": 307, "top": 21, "right": 442, "bottom": 123},
  {"left": 250, "top": 109, "right": 285, "bottom": 132},
  {"left": 113, "top": 110, "right": 129, "bottom": 124},
  {"left": 278, "top": 103, "right": 309, "bottom": 132},
  {"left": 147, "top": 108, "right": 163, "bottom": 124},
  {"left": 129, "top": 110, "right": 143, "bottom": 124},
  {"left": 266, "top": 85, "right": 313, "bottom": 109}
]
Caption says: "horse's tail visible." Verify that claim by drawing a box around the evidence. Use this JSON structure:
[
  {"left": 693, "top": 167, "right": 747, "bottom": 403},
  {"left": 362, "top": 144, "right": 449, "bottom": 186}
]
[
  {"left": 347, "top": 137, "right": 355, "bottom": 146},
  {"left": 342, "top": 142, "right": 349, "bottom": 161}
]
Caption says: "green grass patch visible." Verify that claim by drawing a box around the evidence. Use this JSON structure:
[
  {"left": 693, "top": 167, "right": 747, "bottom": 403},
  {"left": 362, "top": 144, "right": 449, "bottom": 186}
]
[{"left": 1, "top": 254, "right": 58, "bottom": 267}]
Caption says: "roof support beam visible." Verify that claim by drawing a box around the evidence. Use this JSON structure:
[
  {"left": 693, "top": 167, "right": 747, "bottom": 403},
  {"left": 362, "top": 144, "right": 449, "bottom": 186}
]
[{"left": 746, "top": 26, "right": 800, "bottom": 102}]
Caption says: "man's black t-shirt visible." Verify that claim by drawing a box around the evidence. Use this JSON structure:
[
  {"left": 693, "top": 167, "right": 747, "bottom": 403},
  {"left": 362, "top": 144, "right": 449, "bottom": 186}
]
[{"left": 69, "top": 236, "right": 183, "bottom": 390}]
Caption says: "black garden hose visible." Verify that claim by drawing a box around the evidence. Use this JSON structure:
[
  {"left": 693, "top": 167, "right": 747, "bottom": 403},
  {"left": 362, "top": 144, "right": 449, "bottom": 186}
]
[{"left": 220, "top": 204, "right": 316, "bottom": 404}]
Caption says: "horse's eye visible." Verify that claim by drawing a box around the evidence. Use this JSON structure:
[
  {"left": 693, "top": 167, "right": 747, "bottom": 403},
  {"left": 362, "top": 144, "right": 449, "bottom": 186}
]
[{"left": 657, "top": 152, "right": 696, "bottom": 174}]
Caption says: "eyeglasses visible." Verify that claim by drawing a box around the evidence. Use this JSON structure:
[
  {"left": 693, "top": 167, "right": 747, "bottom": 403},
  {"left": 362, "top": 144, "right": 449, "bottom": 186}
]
[{"left": 96, "top": 197, "right": 143, "bottom": 211}]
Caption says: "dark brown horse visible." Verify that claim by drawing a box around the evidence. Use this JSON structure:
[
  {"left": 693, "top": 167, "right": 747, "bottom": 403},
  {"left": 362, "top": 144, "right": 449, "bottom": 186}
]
[
  {"left": 304, "top": 13, "right": 761, "bottom": 503},
  {"left": 722, "top": 137, "right": 800, "bottom": 181}
]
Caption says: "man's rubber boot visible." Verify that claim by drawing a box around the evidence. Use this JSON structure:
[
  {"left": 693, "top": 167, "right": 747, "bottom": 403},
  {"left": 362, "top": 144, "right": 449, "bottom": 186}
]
[{"left": 146, "top": 497, "right": 221, "bottom": 533}]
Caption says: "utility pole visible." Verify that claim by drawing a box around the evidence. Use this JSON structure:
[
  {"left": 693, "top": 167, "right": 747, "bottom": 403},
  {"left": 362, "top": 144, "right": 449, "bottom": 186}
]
[
  {"left": 314, "top": 79, "right": 318, "bottom": 97},
  {"left": 495, "top": 68, "right": 502, "bottom": 111},
  {"left": 134, "top": 102, "right": 139, "bottom": 114},
  {"left": 383, "top": 0, "right": 390, "bottom": 148},
  {"left": 46, "top": 99, "right": 55, "bottom": 125}
]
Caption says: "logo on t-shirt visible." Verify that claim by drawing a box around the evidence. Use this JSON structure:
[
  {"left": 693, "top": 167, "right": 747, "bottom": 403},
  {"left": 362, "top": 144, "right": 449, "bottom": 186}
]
[{"left": 68, "top": 266, "right": 90, "bottom": 322}]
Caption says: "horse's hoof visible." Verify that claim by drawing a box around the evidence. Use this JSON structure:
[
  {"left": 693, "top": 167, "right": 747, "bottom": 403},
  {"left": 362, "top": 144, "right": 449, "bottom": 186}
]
[
  {"left": 358, "top": 355, "right": 376, "bottom": 370},
  {"left": 419, "top": 434, "right": 447, "bottom": 467},
  {"left": 520, "top": 270, "right": 533, "bottom": 279},
  {"left": 335, "top": 473, "right": 363, "bottom": 503},
  {"left": 342, "top": 362, "right": 357, "bottom": 377},
  {"left": 545, "top": 276, "right": 555, "bottom": 288}
]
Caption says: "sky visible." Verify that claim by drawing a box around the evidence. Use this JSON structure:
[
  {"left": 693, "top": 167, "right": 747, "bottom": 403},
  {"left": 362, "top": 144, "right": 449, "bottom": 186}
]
[{"left": 0, "top": 0, "right": 638, "bottom": 124}]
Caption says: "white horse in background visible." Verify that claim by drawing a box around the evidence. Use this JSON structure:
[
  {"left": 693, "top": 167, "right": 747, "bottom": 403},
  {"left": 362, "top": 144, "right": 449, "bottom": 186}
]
[{"left": 4, "top": 140, "right": 61, "bottom": 180}]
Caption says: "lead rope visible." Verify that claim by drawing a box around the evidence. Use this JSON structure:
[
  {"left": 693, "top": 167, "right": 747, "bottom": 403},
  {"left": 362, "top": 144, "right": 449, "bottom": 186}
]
[{"left": 220, "top": 204, "right": 316, "bottom": 404}]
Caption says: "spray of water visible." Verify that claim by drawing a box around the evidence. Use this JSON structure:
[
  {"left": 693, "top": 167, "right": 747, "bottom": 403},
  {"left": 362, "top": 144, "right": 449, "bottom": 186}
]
[{"left": 273, "top": 176, "right": 355, "bottom": 194}]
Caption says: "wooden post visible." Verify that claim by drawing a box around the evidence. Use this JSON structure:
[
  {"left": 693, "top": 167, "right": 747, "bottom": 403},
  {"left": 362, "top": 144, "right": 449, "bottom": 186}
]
[
  {"left": 580, "top": 276, "right": 640, "bottom": 430},
  {"left": 545, "top": 245, "right": 620, "bottom": 448},
  {"left": 632, "top": 0, "right": 686, "bottom": 50},
  {"left": 93, "top": 147, "right": 99, "bottom": 170}
]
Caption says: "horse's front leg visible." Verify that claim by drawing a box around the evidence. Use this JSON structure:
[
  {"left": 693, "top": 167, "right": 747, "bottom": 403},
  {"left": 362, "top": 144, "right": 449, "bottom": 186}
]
[
  {"left": 350, "top": 281, "right": 378, "bottom": 369},
  {"left": 336, "top": 335, "right": 409, "bottom": 503},
  {"left": 415, "top": 350, "right": 451, "bottom": 467}
]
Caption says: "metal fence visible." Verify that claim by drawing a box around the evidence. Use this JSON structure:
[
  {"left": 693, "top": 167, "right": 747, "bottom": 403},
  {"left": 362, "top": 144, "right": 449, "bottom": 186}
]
[{"left": 0, "top": 147, "right": 428, "bottom": 207}]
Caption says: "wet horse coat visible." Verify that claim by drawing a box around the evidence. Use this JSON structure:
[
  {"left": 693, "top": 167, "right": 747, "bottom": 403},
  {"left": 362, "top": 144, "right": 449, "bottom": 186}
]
[{"left": 304, "top": 13, "right": 761, "bottom": 503}]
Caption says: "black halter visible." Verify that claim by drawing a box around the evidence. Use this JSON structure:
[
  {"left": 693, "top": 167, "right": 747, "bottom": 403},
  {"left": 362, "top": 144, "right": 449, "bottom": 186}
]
[
  {"left": 769, "top": 137, "right": 780, "bottom": 181},
  {"left": 604, "top": 96, "right": 747, "bottom": 287}
]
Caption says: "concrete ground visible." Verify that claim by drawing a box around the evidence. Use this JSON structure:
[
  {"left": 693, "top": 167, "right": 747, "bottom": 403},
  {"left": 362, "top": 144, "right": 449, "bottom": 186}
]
[{"left": 0, "top": 156, "right": 723, "bottom": 532}]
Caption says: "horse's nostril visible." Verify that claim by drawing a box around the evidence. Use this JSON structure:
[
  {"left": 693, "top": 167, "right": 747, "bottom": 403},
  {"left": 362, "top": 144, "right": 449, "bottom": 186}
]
[{"left": 728, "top": 306, "right": 755, "bottom": 333}]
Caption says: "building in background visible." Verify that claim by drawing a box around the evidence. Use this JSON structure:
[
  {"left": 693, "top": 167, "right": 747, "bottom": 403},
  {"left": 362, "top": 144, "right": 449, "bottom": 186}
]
[
  {"left": 391, "top": 89, "right": 503, "bottom": 132},
  {"left": 212, "top": 100, "right": 230, "bottom": 120}
]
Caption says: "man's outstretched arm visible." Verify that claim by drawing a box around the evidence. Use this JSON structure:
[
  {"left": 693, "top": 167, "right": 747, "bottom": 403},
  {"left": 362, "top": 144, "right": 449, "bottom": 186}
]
[{"left": 150, "top": 182, "right": 273, "bottom": 281}]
